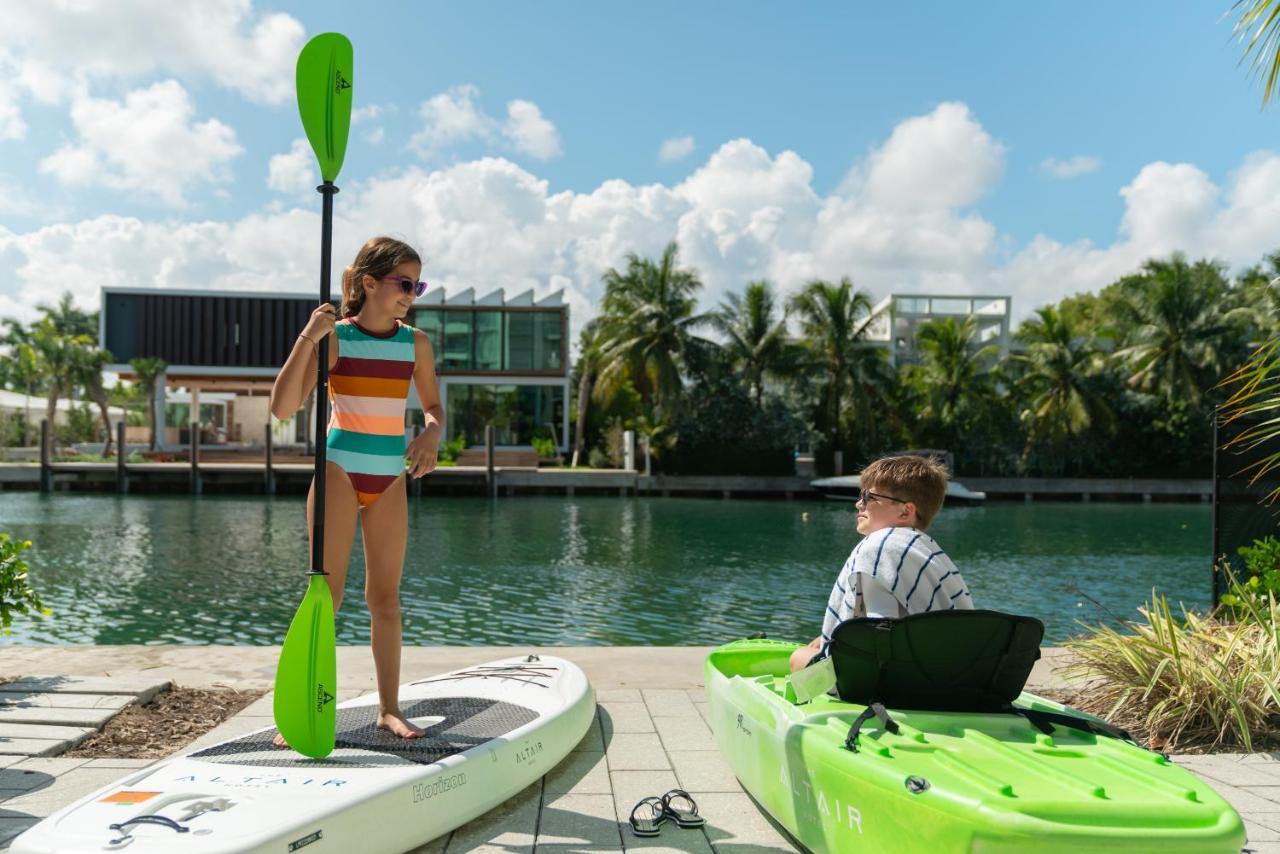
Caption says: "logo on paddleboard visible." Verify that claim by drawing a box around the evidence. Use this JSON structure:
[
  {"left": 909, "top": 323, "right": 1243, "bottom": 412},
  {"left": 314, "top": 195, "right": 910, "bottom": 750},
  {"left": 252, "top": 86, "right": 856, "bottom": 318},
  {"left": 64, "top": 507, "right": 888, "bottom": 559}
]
[
  {"left": 315, "top": 684, "right": 335, "bottom": 712},
  {"left": 736, "top": 713, "right": 752, "bottom": 736},
  {"left": 288, "top": 829, "right": 323, "bottom": 851},
  {"left": 335, "top": 70, "right": 351, "bottom": 95}
]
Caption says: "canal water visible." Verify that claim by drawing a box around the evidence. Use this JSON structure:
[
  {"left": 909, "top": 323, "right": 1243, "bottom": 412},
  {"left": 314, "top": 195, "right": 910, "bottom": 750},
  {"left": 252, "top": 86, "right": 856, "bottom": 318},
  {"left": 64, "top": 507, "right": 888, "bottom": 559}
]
[{"left": 0, "top": 494, "right": 1213, "bottom": 646}]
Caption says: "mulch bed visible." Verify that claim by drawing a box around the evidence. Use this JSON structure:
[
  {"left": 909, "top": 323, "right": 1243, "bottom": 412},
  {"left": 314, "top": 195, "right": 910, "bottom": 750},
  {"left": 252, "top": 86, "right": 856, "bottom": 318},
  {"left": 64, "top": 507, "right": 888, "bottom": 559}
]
[{"left": 64, "top": 686, "right": 266, "bottom": 759}]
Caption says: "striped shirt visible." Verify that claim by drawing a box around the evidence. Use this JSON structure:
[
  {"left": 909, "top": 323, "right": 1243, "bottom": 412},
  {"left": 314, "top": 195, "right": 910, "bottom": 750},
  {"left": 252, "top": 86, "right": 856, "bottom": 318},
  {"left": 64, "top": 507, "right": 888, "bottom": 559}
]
[
  {"left": 326, "top": 318, "right": 416, "bottom": 507},
  {"left": 820, "top": 526, "right": 974, "bottom": 648}
]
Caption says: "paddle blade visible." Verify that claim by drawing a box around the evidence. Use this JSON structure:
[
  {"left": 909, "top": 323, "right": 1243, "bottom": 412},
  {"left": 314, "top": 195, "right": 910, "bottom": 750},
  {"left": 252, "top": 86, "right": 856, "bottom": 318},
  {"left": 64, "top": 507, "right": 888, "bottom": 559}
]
[
  {"left": 296, "top": 32, "right": 353, "bottom": 182},
  {"left": 273, "top": 575, "right": 337, "bottom": 758}
]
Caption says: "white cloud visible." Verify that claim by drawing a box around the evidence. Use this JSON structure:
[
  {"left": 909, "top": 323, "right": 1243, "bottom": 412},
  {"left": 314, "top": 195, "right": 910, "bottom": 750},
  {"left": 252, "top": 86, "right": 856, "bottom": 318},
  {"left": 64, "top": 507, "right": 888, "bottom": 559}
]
[
  {"left": 503, "top": 100, "right": 561, "bottom": 160},
  {"left": 352, "top": 103, "right": 390, "bottom": 145},
  {"left": 267, "top": 138, "right": 317, "bottom": 194},
  {"left": 412, "top": 85, "right": 561, "bottom": 161},
  {"left": 38, "top": 81, "right": 243, "bottom": 207},
  {"left": 659, "top": 135, "right": 696, "bottom": 163},
  {"left": 1041, "top": 155, "right": 1102, "bottom": 179},
  {"left": 6, "top": 101, "right": 1280, "bottom": 346}
]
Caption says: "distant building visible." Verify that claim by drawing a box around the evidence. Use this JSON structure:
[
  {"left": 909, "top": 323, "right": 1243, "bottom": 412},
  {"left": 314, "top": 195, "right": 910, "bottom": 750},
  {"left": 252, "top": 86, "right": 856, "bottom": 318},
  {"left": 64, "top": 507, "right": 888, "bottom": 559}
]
[
  {"left": 862, "top": 294, "right": 1011, "bottom": 366},
  {"left": 99, "top": 287, "right": 569, "bottom": 451}
]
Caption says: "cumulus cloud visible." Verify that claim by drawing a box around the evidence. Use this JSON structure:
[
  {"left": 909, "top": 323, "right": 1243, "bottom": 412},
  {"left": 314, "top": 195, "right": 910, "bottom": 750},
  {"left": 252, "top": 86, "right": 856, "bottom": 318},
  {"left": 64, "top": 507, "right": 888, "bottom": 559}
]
[
  {"left": 5, "top": 101, "right": 1280, "bottom": 345},
  {"left": 352, "top": 103, "right": 389, "bottom": 145},
  {"left": 1041, "top": 155, "right": 1102, "bottom": 179},
  {"left": 658, "top": 136, "right": 694, "bottom": 164},
  {"left": 38, "top": 81, "right": 243, "bottom": 207},
  {"left": 411, "top": 85, "right": 561, "bottom": 161},
  {"left": 503, "top": 100, "right": 561, "bottom": 160},
  {"left": 267, "top": 138, "right": 316, "bottom": 194}
]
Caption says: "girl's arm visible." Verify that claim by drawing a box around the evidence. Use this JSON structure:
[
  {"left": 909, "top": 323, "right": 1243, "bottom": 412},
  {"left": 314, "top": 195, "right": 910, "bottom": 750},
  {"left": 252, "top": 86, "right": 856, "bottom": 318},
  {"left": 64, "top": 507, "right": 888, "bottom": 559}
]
[
  {"left": 405, "top": 328, "right": 444, "bottom": 477},
  {"left": 270, "top": 304, "right": 338, "bottom": 419}
]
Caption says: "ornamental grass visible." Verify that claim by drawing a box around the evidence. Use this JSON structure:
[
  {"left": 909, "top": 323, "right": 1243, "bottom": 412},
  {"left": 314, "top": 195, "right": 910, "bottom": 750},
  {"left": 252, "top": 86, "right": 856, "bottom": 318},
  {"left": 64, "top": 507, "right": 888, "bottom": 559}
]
[{"left": 1062, "top": 589, "right": 1280, "bottom": 753}]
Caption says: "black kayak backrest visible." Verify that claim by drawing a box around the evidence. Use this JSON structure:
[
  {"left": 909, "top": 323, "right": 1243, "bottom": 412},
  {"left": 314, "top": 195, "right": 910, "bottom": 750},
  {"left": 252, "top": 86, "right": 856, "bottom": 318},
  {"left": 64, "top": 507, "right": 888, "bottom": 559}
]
[{"left": 828, "top": 610, "right": 1045, "bottom": 713}]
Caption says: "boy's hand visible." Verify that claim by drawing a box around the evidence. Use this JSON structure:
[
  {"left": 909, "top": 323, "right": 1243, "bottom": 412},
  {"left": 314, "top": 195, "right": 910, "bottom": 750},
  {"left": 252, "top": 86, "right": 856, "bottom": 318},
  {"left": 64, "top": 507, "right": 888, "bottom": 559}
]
[{"left": 405, "top": 432, "right": 438, "bottom": 478}]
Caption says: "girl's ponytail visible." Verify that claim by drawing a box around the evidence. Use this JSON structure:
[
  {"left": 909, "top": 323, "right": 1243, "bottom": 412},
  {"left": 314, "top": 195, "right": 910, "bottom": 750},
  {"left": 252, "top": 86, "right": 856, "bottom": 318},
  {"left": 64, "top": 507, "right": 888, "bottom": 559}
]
[{"left": 339, "top": 236, "right": 423, "bottom": 318}]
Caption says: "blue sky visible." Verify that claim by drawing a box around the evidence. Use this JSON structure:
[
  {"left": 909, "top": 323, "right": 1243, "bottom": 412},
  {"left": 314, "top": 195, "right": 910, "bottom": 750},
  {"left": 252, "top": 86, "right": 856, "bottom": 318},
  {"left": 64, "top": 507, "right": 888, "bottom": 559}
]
[{"left": 1, "top": 1, "right": 1277, "bottom": 327}]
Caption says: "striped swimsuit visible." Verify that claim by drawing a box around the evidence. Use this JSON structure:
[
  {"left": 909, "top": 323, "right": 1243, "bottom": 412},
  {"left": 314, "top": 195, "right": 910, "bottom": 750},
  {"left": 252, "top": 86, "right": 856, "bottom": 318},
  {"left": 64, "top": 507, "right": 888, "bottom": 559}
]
[{"left": 326, "top": 318, "right": 416, "bottom": 507}]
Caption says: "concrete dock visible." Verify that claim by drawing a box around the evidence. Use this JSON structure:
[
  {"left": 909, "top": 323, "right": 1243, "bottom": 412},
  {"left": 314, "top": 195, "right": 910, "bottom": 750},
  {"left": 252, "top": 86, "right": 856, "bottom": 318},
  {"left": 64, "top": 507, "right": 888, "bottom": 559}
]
[{"left": 2, "top": 646, "right": 1277, "bottom": 852}]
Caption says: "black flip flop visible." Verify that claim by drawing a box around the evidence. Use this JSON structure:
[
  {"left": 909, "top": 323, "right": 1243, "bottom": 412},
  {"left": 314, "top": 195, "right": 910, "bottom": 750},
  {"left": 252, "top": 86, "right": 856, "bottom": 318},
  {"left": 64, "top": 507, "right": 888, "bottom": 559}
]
[
  {"left": 660, "top": 789, "right": 706, "bottom": 828},
  {"left": 629, "top": 796, "right": 667, "bottom": 837}
]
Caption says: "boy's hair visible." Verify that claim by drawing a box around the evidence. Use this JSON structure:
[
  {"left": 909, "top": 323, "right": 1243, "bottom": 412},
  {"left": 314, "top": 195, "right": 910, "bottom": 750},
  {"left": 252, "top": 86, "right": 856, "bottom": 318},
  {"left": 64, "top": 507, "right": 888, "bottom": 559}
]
[
  {"left": 859, "top": 454, "right": 949, "bottom": 529},
  {"left": 340, "top": 236, "right": 422, "bottom": 318}
]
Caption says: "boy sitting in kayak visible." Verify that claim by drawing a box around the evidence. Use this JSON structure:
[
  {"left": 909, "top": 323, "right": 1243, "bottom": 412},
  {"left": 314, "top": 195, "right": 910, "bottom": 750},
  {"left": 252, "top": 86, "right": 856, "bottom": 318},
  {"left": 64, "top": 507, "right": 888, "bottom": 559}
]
[{"left": 790, "top": 454, "right": 975, "bottom": 672}]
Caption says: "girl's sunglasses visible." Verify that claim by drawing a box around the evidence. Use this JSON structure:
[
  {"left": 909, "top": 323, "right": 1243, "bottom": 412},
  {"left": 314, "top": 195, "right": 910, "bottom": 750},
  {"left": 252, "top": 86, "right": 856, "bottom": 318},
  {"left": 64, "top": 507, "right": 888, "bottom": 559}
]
[{"left": 379, "top": 276, "right": 429, "bottom": 297}]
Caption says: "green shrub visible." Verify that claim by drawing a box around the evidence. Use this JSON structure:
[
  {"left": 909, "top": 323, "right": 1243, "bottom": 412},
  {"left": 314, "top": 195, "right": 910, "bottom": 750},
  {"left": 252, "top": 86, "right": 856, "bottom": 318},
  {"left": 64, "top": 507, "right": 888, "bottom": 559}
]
[
  {"left": 0, "top": 534, "right": 50, "bottom": 634},
  {"left": 1218, "top": 536, "right": 1280, "bottom": 617},
  {"left": 1064, "top": 582, "right": 1279, "bottom": 753},
  {"left": 437, "top": 434, "right": 466, "bottom": 464},
  {"left": 531, "top": 436, "right": 557, "bottom": 459}
]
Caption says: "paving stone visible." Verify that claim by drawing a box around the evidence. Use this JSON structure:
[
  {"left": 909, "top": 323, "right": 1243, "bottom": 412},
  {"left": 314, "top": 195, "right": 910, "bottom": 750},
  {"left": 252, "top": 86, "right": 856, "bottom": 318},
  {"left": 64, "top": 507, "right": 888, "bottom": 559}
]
[
  {"left": 653, "top": 716, "right": 714, "bottom": 752},
  {"left": 642, "top": 690, "right": 699, "bottom": 719},
  {"left": 0, "top": 739, "right": 72, "bottom": 758},
  {"left": 597, "top": 689, "right": 643, "bottom": 703},
  {"left": 0, "top": 768, "right": 57, "bottom": 794},
  {"left": 572, "top": 714, "right": 605, "bottom": 753},
  {"left": 1243, "top": 842, "right": 1280, "bottom": 854},
  {"left": 1254, "top": 812, "right": 1280, "bottom": 833},
  {"left": 8, "top": 758, "right": 88, "bottom": 777},
  {"left": 0, "top": 724, "right": 94, "bottom": 743},
  {"left": 602, "top": 703, "right": 656, "bottom": 736},
  {"left": 0, "top": 676, "right": 169, "bottom": 702},
  {"left": 606, "top": 734, "right": 671, "bottom": 771},
  {"left": 1243, "top": 786, "right": 1280, "bottom": 808},
  {"left": 0, "top": 692, "right": 132, "bottom": 710},
  {"left": 538, "top": 792, "right": 621, "bottom": 848},
  {"left": 1178, "top": 756, "right": 1280, "bottom": 787},
  {"left": 0, "top": 814, "right": 40, "bottom": 849},
  {"left": 0, "top": 790, "right": 28, "bottom": 802},
  {"left": 693, "top": 791, "right": 796, "bottom": 852},
  {"left": 668, "top": 752, "right": 741, "bottom": 794},
  {"left": 404, "top": 833, "right": 448, "bottom": 853},
  {"left": 80, "top": 759, "right": 155, "bottom": 769},
  {"left": 0, "top": 705, "right": 121, "bottom": 728},
  {"left": 1246, "top": 820, "right": 1280, "bottom": 842},
  {"left": 0, "top": 759, "right": 20, "bottom": 771},
  {"left": 1, "top": 767, "right": 127, "bottom": 818},
  {"left": 546, "top": 751, "right": 610, "bottom": 796},
  {"left": 1211, "top": 783, "right": 1280, "bottom": 814},
  {"left": 446, "top": 781, "right": 541, "bottom": 853},
  {"left": 609, "top": 770, "right": 681, "bottom": 812},
  {"left": 620, "top": 829, "right": 714, "bottom": 853},
  {"left": 184, "top": 715, "right": 274, "bottom": 752}
]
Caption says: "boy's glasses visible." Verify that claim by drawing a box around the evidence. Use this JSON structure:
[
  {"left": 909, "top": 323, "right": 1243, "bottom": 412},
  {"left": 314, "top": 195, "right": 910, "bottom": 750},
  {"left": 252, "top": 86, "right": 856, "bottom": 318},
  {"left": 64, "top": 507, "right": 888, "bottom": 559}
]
[
  {"left": 856, "top": 490, "right": 908, "bottom": 509},
  {"left": 379, "top": 276, "right": 429, "bottom": 297}
]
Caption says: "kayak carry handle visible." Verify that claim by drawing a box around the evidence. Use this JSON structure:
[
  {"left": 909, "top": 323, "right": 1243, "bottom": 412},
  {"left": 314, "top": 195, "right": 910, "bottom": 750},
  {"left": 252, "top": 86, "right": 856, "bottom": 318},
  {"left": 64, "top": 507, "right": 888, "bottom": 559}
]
[{"left": 110, "top": 815, "right": 190, "bottom": 834}]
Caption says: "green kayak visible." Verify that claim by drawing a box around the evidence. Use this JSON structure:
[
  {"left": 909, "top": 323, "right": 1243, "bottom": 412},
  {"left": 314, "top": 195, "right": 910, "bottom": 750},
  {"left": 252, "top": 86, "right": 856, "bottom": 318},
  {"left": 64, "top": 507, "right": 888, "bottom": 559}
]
[{"left": 705, "top": 638, "right": 1246, "bottom": 853}]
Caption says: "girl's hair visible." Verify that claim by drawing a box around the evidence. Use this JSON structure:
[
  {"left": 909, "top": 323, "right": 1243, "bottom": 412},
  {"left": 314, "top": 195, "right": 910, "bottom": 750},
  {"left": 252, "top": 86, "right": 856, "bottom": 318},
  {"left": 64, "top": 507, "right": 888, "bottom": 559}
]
[{"left": 339, "top": 236, "right": 422, "bottom": 318}]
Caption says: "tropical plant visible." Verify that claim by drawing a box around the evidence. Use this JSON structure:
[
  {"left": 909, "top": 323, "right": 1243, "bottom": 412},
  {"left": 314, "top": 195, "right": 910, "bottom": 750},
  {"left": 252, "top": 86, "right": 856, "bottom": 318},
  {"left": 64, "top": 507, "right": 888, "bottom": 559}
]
[
  {"left": 129, "top": 357, "right": 168, "bottom": 451},
  {"left": 1, "top": 534, "right": 49, "bottom": 634},
  {"left": 1064, "top": 581, "right": 1280, "bottom": 752},
  {"left": 596, "top": 242, "right": 708, "bottom": 413},
  {"left": 70, "top": 346, "right": 116, "bottom": 456},
  {"left": 910, "top": 316, "right": 998, "bottom": 449},
  {"left": 788, "top": 278, "right": 888, "bottom": 457},
  {"left": 571, "top": 319, "right": 605, "bottom": 468},
  {"left": 710, "top": 280, "right": 790, "bottom": 406},
  {"left": 1218, "top": 536, "right": 1280, "bottom": 615},
  {"left": 29, "top": 318, "right": 93, "bottom": 434},
  {"left": 1012, "top": 307, "right": 1112, "bottom": 464},
  {"left": 1233, "top": 0, "right": 1280, "bottom": 104},
  {"left": 37, "top": 291, "right": 97, "bottom": 338}
]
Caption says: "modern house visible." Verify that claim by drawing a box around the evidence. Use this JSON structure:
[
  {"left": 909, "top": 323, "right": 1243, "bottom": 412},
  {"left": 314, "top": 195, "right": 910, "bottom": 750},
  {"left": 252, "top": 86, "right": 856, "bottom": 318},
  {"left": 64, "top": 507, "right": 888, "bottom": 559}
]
[
  {"left": 862, "top": 294, "right": 1011, "bottom": 366},
  {"left": 99, "top": 286, "right": 570, "bottom": 452}
]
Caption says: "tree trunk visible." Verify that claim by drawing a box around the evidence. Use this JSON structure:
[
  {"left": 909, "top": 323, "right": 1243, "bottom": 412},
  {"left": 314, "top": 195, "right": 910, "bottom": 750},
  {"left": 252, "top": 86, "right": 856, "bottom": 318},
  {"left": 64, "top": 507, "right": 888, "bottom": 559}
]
[
  {"left": 45, "top": 382, "right": 59, "bottom": 444},
  {"left": 88, "top": 374, "right": 113, "bottom": 457},
  {"left": 146, "top": 383, "right": 159, "bottom": 451},
  {"left": 571, "top": 369, "right": 593, "bottom": 468}
]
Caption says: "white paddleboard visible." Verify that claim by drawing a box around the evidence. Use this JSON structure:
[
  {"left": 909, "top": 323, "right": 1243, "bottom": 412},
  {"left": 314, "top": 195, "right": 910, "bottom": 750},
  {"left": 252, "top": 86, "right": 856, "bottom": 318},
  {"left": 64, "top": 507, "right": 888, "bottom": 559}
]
[{"left": 11, "top": 654, "right": 595, "bottom": 854}]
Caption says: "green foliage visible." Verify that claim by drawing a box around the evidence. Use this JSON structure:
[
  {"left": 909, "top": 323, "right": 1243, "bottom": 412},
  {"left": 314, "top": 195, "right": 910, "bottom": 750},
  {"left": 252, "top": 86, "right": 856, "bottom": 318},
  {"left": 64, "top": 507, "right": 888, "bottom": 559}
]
[
  {"left": 60, "top": 403, "right": 99, "bottom": 445},
  {"left": 1219, "top": 537, "right": 1280, "bottom": 615},
  {"left": 437, "top": 434, "right": 467, "bottom": 464},
  {"left": 531, "top": 436, "right": 558, "bottom": 459},
  {"left": 1064, "top": 581, "right": 1279, "bottom": 752},
  {"left": 0, "top": 534, "right": 50, "bottom": 633}
]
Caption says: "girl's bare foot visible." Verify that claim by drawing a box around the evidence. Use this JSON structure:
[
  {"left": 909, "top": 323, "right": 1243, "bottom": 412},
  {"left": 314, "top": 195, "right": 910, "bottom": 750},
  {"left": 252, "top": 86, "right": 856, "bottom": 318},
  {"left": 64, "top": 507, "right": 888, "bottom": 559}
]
[
  {"left": 272, "top": 732, "right": 289, "bottom": 749},
  {"left": 377, "top": 711, "right": 425, "bottom": 738}
]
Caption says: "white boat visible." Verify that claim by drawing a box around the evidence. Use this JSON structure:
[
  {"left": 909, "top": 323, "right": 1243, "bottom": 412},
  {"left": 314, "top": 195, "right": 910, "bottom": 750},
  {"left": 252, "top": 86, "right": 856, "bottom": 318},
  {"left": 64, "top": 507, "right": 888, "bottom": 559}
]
[
  {"left": 10, "top": 654, "right": 595, "bottom": 854},
  {"left": 810, "top": 474, "right": 986, "bottom": 505}
]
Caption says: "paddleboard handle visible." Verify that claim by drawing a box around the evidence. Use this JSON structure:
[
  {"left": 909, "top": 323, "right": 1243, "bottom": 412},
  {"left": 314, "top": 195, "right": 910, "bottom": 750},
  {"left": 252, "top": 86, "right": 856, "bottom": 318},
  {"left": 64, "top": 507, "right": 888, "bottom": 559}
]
[
  {"left": 309, "top": 180, "right": 339, "bottom": 577},
  {"left": 109, "top": 815, "right": 191, "bottom": 838}
]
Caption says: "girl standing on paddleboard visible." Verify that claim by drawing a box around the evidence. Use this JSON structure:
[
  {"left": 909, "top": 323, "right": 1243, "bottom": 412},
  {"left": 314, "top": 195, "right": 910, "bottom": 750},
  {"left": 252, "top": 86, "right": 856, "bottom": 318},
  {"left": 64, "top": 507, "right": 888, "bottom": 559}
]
[{"left": 270, "top": 235, "right": 442, "bottom": 741}]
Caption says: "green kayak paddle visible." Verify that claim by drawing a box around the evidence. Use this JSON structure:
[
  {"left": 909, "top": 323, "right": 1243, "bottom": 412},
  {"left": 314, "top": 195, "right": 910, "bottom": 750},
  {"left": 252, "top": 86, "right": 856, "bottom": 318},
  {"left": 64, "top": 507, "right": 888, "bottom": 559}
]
[{"left": 272, "top": 31, "right": 354, "bottom": 760}]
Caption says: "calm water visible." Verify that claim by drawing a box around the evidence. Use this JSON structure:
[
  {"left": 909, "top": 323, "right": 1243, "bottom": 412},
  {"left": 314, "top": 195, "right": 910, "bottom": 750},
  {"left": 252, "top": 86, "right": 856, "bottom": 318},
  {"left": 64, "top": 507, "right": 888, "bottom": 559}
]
[{"left": 0, "top": 494, "right": 1213, "bottom": 646}]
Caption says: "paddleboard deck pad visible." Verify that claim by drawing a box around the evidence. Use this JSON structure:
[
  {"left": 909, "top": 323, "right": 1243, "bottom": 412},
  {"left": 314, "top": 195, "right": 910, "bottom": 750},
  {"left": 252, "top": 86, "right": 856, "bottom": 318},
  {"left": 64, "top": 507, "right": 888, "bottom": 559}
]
[{"left": 11, "top": 655, "right": 595, "bottom": 854}]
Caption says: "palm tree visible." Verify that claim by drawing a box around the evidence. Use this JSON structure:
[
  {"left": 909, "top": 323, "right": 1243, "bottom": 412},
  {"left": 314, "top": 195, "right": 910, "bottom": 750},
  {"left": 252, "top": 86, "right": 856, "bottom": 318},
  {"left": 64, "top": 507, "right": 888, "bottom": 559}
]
[
  {"left": 37, "top": 292, "right": 97, "bottom": 338},
  {"left": 911, "top": 313, "right": 998, "bottom": 440},
  {"left": 1012, "top": 307, "right": 1111, "bottom": 462},
  {"left": 788, "top": 277, "right": 883, "bottom": 453},
  {"left": 129, "top": 357, "right": 168, "bottom": 451},
  {"left": 711, "top": 281, "right": 790, "bottom": 406},
  {"left": 71, "top": 347, "right": 116, "bottom": 457},
  {"left": 571, "top": 319, "right": 604, "bottom": 468},
  {"left": 1234, "top": 0, "right": 1280, "bottom": 104},
  {"left": 1111, "top": 256, "right": 1251, "bottom": 405},
  {"left": 596, "top": 242, "right": 708, "bottom": 412},
  {"left": 29, "top": 319, "right": 93, "bottom": 434}
]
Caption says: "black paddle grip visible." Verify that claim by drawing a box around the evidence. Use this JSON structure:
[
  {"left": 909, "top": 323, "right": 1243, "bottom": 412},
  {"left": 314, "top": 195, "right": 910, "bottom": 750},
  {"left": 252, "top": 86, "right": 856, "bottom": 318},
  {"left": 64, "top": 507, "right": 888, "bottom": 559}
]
[{"left": 310, "top": 181, "right": 339, "bottom": 576}]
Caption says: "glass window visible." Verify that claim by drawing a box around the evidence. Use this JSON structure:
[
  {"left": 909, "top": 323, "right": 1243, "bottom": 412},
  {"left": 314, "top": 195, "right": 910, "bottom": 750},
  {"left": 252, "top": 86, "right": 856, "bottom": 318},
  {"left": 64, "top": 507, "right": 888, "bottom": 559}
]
[
  {"left": 447, "top": 383, "right": 566, "bottom": 446},
  {"left": 504, "top": 312, "right": 534, "bottom": 371},
  {"left": 442, "top": 311, "right": 473, "bottom": 370},
  {"left": 414, "top": 309, "right": 445, "bottom": 370},
  {"left": 895, "top": 297, "right": 928, "bottom": 314},
  {"left": 930, "top": 298, "right": 972, "bottom": 315},
  {"left": 474, "top": 311, "right": 502, "bottom": 371},
  {"left": 533, "top": 312, "right": 562, "bottom": 371},
  {"left": 974, "top": 298, "right": 1007, "bottom": 316}
]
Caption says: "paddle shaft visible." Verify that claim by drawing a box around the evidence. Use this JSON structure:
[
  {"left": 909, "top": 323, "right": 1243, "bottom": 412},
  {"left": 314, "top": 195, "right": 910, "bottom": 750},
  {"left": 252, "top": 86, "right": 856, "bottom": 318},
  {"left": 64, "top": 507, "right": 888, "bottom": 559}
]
[{"left": 310, "top": 181, "right": 339, "bottom": 576}]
